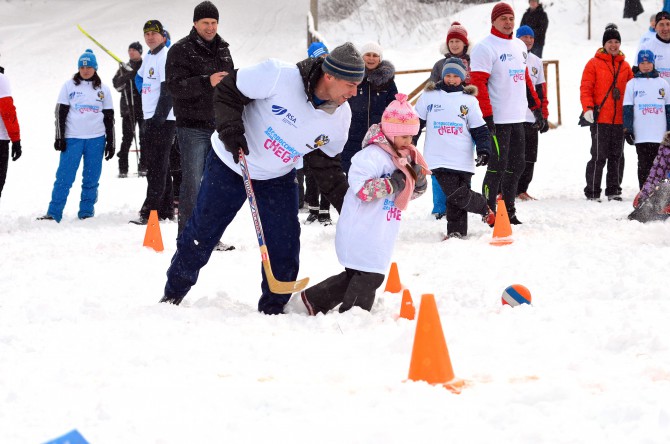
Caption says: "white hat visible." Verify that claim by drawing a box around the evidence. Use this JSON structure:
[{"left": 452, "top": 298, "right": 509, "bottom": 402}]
[{"left": 359, "top": 41, "right": 383, "bottom": 61}]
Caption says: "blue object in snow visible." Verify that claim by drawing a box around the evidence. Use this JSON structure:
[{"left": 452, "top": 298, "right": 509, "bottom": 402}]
[{"left": 43, "top": 429, "right": 89, "bottom": 444}]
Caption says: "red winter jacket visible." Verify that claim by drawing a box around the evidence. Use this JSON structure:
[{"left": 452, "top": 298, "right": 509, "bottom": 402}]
[{"left": 580, "top": 48, "right": 633, "bottom": 125}]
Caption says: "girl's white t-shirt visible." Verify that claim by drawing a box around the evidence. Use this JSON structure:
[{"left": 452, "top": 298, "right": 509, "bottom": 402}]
[
  {"left": 336, "top": 145, "right": 402, "bottom": 274},
  {"left": 136, "top": 47, "right": 175, "bottom": 121},
  {"left": 415, "top": 89, "right": 485, "bottom": 173},
  {"left": 623, "top": 76, "right": 670, "bottom": 144},
  {"left": 56, "top": 78, "right": 113, "bottom": 139},
  {"left": 470, "top": 34, "right": 530, "bottom": 123},
  {"left": 212, "top": 58, "right": 352, "bottom": 180}
]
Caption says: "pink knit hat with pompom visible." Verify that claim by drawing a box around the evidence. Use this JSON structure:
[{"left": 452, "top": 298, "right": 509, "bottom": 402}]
[{"left": 381, "top": 93, "right": 420, "bottom": 139}]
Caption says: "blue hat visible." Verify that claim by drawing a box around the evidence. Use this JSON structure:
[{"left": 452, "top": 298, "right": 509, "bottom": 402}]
[
  {"left": 638, "top": 49, "right": 655, "bottom": 65},
  {"left": 442, "top": 57, "right": 467, "bottom": 82},
  {"left": 78, "top": 49, "right": 98, "bottom": 70},
  {"left": 516, "top": 25, "right": 535, "bottom": 38},
  {"left": 308, "top": 42, "right": 329, "bottom": 59}
]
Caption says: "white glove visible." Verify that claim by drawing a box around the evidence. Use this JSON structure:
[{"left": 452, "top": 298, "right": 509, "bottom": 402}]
[{"left": 583, "top": 109, "right": 594, "bottom": 123}]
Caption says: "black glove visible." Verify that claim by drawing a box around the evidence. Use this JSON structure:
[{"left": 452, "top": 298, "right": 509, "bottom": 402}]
[
  {"left": 54, "top": 139, "right": 66, "bottom": 152},
  {"left": 11, "top": 140, "right": 21, "bottom": 161},
  {"left": 104, "top": 140, "right": 115, "bottom": 161},
  {"left": 539, "top": 118, "right": 549, "bottom": 133},
  {"left": 532, "top": 109, "right": 544, "bottom": 130},
  {"left": 219, "top": 132, "right": 249, "bottom": 164},
  {"left": 412, "top": 164, "right": 427, "bottom": 194},
  {"left": 388, "top": 169, "right": 406, "bottom": 194},
  {"left": 624, "top": 130, "right": 635, "bottom": 146},
  {"left": 475, "top": 152, "right": 489, "bottom": 167},
  {"left": 484, "top": 115, "right": 496, "bottom": 136}
]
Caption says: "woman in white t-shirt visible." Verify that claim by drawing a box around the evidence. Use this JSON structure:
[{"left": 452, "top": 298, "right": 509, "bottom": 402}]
[
  {"left": 38, "top": 50, "right": 115, "bottom": 222},
  {"left": 298, "top": 94, "right": 428, "bottom": 315}
]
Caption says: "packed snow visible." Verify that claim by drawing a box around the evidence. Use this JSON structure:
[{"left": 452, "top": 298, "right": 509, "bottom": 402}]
[{"left": 1, "top": 0, "right": 669, "bottom": 442}]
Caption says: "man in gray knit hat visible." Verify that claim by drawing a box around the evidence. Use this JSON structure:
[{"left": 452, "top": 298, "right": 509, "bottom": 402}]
[{"left": 161, "top": 42, "right": 364, "bottom": 315}]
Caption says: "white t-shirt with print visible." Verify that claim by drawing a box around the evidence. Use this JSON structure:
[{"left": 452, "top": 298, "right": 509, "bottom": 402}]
[
  {"left": 639, "top": 37, "right": 670, "bottom": 81},
  {"left": 416, "top": 89, "right": 486, "bottom": 173},
  {"left": 623, "top": 76, "right": 670, "bottom": 144},
  {"left": 56, "top": 78, "right": 113, "bottom": 139},
  {"left": 470, "top": 34, "right": 529, "bottom": 124},
  {"left": 212, "top": 58, "right": 352, "bottom": 180},
  {"left": 336, "top": 144, "right": 401, "bottom": 274},
  {"left": 525, "top": 51, "right": 545, "bottom": 123},
  {"left": 137, "top": 46, "right": 175, "bottom": 121},
  {"left": 0, "top": 73, "right": 12, "bottom": 140}
]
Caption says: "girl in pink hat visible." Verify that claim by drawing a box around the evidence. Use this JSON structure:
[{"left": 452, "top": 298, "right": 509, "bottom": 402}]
[{"left": 297, "top": 94, "right": 429, "bottom": 315}]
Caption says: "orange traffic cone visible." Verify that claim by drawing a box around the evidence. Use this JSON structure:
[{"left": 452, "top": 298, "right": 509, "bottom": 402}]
[
  {"left": 399, "top": 289, "right": 415, "bottom": 320},
  {"left": 407, "top": 294, "right": 464, "bottom": 393},
  {"left": 143, "top": 210, "right": 164, "bottom": 252},
  {"left": 384, "top": 262, "right": 402, "bottom": 293},
  {"left": 490, "top": 199, "right": 513, "bottom": 246}
]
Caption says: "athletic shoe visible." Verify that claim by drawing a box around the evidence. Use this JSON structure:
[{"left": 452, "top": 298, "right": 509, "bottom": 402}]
[
  {"left": 160, "top": 294, "right": 184, "bottom": 305},
  {"left": 214, "top": 241, "right": 235, "bottom": 252},
  {"left": 36, "top": 214, "right": 55, "bottom": 221},
  {"left": 318, "top": 213, "right": 332, "bottom": 226},
  {"left": 444, "top": 232, "right": 465, "bottom": 240},
  {"left": 517, "top": 192, "right": 536, "bottom": 201},
  {"left": 433, "top": 212, "right": 446, "bottom": 220},
  {"left": 304, "top": 212, "right": 318, "bottom": 224},
  {"left": 78, "top": 215, "right": 93, "bottom": 220},
  {"left": 608, "top": 195, "right": 623, "bottom": 202},
  {"left": 509, "top": 214, "right": 523, "bottom": 225},
  {"left": 587, "top": 197, "right": 602, "bottom": 203},
  {"left": 300, "top": 291, "right": 316, "bottom": 316},
  {"left": 129, "top": 216, "right": 148, "bottom": 225}
]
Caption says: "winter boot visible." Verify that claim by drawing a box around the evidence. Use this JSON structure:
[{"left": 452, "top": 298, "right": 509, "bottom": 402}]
[
  {"left": 305, "top": 210, "right": 318, "bottom": 224},
  {"left": 318, "top": 211, "right": 332, "bottom": 226}
]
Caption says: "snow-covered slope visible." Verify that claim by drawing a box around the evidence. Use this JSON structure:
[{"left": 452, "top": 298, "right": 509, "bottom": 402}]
[{"left": 1, "top": 1, "right": 669, "bottom": 443}]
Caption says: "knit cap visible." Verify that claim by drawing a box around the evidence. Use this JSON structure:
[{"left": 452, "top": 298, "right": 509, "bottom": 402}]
[
  {"left": 128, "top": 41, "right": 143, "bottom": 54},
  {"left": 78, "top": 49, "right": 98, "bottom": 70},
  {"left": 308, "top": 41, "right": 329, "bottom": 59},
  {"left": 602, "top": 23, "right": 621, "bottom": 46},
  {"left": 360, "top": 41, "right": 383, "bottom": 60},
  {"left": 143, "top": 20, "right": 164, "bottom": 34},
  {"left": 656, "top": 11, "right": 670, "bottom": 25},
  {"left": 322, "top": 42, "right": 365, "bottom": 82},
  {"left": 446, "top": 22, "right": 468, "bottom": 46},
  {"left": 441, "top": 57, "right": 467, "bottom": 82},
  {"left": 516, "top": 25, "right": 534, "bottom": 38},
  {"left": 491, "top": 2, "right": 515, "bottom": 22},
  {"left": 381, "top": 93, "right": 420, "bottom": 139},
  {"left": 193, "top": 1, "right": 219, "bottom": 22},
  {"left": 638, "top": 49, "right": 655, "bottom": 65}
]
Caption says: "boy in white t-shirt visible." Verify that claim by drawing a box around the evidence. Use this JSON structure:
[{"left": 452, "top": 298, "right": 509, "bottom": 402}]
[
  {"left": 0, "top": 65, "right": 22, "bottom": 200},
  {"left": 623, "top": 49, "right": 670, "bottom": 188},
  {"left": 415, "top": 58, "right": 495, "bottom": 239},
  {"left": 299, "top": 94, "right": 428, "bottom": 315}
]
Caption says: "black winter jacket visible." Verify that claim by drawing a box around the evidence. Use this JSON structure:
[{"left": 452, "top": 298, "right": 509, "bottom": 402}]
[
  {"left": 213, "top": 57, "right": 349, "bottom": 212},
  {"left": 341, "top": 60, "right": 397, "bottom": 169},
  {"left": 520, "top": 5, "right": 549, "bottom": 47},
  {"left": 112, "top": 59, "right": 142, "bottom": 119},
  {"left": 166, "top": 27, "right": 234, "bottom": 129}
]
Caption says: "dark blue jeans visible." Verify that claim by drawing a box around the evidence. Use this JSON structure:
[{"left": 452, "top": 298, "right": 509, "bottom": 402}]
[
  {"left": 164, "top": 150, "right": 301, "bottom": 314},
  {"left": 176, "top": 126, "right": 213, "bottom": 235}
]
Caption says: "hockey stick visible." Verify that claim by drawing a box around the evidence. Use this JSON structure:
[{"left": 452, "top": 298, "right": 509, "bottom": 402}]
[
  {"left": 76, "top": 24, "right": 124, "bottom": 63},
  {"left": 238, "top": 150, "right": 309, "bottom": 294}
]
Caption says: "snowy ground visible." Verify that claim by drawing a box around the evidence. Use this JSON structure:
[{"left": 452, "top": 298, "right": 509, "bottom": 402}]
[{"left": 1, "top": 0, "right": 670, "bottom": 443}]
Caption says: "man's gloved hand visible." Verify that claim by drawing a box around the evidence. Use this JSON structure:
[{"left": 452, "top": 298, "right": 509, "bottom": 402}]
[
  {"left": 532, "top": 109, "right": 545, "bottom": 130},
  {"left": 484, "top": 115, "right": 496, "bottom": 136},
  {"left": 219, "top": 132, "right": 249, "bottom": 164},
  {"left": 583, "top": 109, "right": 594, "bottom": 123},
  {"left": 120, "top": 62, "right": 133, "bottom": 72},
  {"left": 54, "top": 139, "right": 66, "bottom": 152},
  {"left": 388, "top": 169, "right": 406, "bottom": 194},
  {"left": 11, "top": 140, "right": 21, "bottom": 161},
  {"left": 624, "top": 130, "right": 635, "bottom": 146},
  {"left": 104, "top": 140, "right": 115, "bottom": 160},
  {"left": 475, "top": 152, "right": 489, "bottom": 167},
  {"left": 539, "top": 118, "right": 550, "bottom": 133}
]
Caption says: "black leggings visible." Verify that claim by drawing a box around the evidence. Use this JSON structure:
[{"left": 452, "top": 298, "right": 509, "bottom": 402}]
[
  {"left": 482, "top": 122, "right": 526, "bottom": 215},
  {"left": 433, "top": 168, "right": 487, "bottom": 236}
]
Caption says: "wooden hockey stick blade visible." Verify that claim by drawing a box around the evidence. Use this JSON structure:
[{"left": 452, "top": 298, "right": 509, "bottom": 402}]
[{"left": 259, "top": 246, "right": 309, "bottom": 294}]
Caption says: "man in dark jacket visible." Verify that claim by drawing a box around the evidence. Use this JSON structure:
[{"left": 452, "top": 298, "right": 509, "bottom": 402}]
[
  {"left": 161, "top": 43, "right": 363, "bottom": 315},
  {"left": 166, "top": 1, "right": 235, "bottom": 248},
  {"left": 112, "top": 42, "right": 145, "bottom": 178},
  {"left": 520, "top": 0, "right": 549, "bottom": 57}
]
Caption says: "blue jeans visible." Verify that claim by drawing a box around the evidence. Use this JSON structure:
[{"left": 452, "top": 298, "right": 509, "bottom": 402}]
[
  {"left": 164, "top": 150, "right": 300, "bottom": 315},
  {"left": 431, "top": 175, "right": 447, "bottom": 214},
  {"left": 176, "top": 127, "right": 213, "bottom": 234},
  {"left": 47, "top": 136, "right": 105, "bottom": 221}
]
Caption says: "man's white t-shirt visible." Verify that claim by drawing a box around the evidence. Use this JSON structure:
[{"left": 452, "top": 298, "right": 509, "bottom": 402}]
[{"left": 137, "top": 46, "right": 175, "bottom": 121}]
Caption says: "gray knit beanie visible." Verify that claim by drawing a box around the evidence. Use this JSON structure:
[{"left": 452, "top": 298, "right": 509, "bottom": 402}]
[{"left": 322, "top": 42, "right": 365, "bottom": 82}]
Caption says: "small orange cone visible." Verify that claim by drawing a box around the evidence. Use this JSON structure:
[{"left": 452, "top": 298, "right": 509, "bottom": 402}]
[
  {"left": 143, "top": 210, "right": 164, "bottom": 252},
  {"left": 399, "top": 289, "right": 415, "bottom": 320},
  {"left": 408, "top": 294, "right": 464, "bottom": 393},
  {"left": 384, "top": 262, "right": 402, "bottom": 293},
  {"left": 490, "top": 199, "right": 513, "bottom": 246}
]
